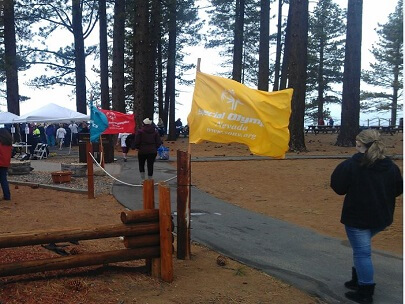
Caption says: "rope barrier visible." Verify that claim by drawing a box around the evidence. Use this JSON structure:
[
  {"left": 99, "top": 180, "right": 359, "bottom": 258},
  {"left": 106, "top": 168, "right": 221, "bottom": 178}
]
[{"left": 88, "top": 152, "right": 177, "bottom": 187}]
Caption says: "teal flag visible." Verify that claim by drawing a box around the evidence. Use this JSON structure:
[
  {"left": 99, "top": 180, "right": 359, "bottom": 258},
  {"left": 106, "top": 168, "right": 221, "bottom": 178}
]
[{"left": 90, "top": 105, "right": 109, "bottom": 143}]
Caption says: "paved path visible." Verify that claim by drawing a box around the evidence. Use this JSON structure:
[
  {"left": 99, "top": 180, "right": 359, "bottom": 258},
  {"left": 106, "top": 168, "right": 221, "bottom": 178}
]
[{"left": 112, "top": 156, "right": 403, "bottom": 304}]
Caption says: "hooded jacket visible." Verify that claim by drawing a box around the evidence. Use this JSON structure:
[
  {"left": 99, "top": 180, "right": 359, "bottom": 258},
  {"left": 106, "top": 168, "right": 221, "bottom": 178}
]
[
  {"left": 331, "top": 153, "right": 403, "bottom": 229},
  {"left": 134, "top": 124, "right": 162, "bottom": 154}
]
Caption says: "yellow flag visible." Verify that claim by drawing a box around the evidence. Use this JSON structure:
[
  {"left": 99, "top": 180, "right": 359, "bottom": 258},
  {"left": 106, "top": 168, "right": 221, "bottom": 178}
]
[{"left": 187, "top": 72, "right": 293, "bottom": 158}]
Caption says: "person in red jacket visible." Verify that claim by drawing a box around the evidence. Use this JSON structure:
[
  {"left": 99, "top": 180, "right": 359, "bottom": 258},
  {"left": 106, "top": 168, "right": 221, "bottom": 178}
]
[
  {"left": 134, "top": 118, "right": 162, "bottom": 180},
  {"left": 0, "top": 128, "right": 12, "bottom": 200}
]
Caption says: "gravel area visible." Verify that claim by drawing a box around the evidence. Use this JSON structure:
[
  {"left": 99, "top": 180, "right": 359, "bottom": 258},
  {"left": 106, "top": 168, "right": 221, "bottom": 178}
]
[{"left": 8, "top": 154, "right": 116, "bottom": 195}]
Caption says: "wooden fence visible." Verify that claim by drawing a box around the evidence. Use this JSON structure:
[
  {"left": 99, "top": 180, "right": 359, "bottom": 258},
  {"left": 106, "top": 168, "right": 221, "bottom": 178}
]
[{"left": 0, "top": 182, "right": 174, "bottom": 282}]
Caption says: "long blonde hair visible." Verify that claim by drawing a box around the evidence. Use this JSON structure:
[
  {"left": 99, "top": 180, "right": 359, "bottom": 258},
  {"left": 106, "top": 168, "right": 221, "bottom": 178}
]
[{"left": 356, "top": 129, "right": 386, "bottom": 166}]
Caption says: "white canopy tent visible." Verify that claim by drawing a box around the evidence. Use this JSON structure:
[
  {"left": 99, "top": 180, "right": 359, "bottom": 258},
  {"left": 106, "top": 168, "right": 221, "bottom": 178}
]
[
  {"left": 12, "top": 103, "right": 90, "bottom": 155},
  {"left": 0, "top": 112, "right": 20, "bottom": 143},
  {"left": 13, "top": 103, "right": 90, "bottom": 123},
  {"left": 0, "top": 111, "right": 20, "bottom": 124}
]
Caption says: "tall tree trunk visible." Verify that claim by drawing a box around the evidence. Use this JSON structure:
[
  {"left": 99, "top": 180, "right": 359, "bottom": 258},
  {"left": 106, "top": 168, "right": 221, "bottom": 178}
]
[
  {"left": 317, "top": 36, "right": 324, "bottom": 121},
  {"left": 72, "top": 0, "right": 87, "bottom": 114},
  {"left": 166, "top": 0, "right": 177, "bottom": 141},
  {"left": 288, "top": 0, "right": 308, "bottom": 152},
  {"left": 258, "top": 0, "right": 270, "bottom": 91},
  {"left": 280, "top": 3, "right": 292, "bottom": 90},
  {"left": 272, "top": 0, "right": 283, "bottom": 91},
  {"left": 112, "top": 0, "right": 126, "bottom": 113},
  {"left": 157, "top": 39, "right": 164, "bottom": 127},
  {"left": 391, "top": 54, "right": 400, "bottom": 125},
  {"left": 232, "top": 0, "right": 244, "bottom": 82},
  {"left": 336, "top": 0, "right": 362, "bottom": 146},
  {"left": 133, "top": 0, "right": 150, "bottom": 129},
  {"left": 4, "top": 0, "right": 20, "bottom": 115},
  {"left": 99, "top": 0, "right": 109, "bottom": 110},
  {"left": 145, "top": 0, "right": 160, "bottom": 119}
]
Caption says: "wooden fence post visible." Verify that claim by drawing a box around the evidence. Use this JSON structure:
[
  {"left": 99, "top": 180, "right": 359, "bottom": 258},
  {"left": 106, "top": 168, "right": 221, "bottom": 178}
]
[
  {"left": 176, "top": 150, "right": 191, "bottom": 259},
  {"left": 86, "top": 141, "right": 95, "bottom": 199},
  {"left": 142, "top": 179, "right": 157, "bottom": 275},
  {"left": 159, "top": 182, "right": 173, "bottom": 282},
  {"left": 143, "top": 179, "right": 155, "bottom": 210}
]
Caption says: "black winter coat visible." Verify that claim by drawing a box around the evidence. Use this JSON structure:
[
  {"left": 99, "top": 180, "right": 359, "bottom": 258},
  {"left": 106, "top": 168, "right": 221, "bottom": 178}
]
[
  {"left": 331, "top": 153, "right": 403, "bottom": 229},
  {"left": 134, "top": 124, "right": 162, "bottom": 154}
]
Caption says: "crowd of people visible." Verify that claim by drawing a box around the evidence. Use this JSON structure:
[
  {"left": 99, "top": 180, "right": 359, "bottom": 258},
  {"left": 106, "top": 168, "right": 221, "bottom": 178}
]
[{"left": 5, "top": 121, "right": 90, "bottom": 154}]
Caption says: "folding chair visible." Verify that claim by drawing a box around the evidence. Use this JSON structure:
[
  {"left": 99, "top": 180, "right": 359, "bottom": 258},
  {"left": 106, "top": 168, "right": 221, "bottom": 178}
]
[{"left": 33, "top": 143, "right": 48, "bottom": 160}]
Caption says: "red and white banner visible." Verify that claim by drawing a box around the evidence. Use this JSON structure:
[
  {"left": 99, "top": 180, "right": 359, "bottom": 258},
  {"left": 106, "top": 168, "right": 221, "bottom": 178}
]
[{"left": 99, "top": 109, "right": 136, "bottom": 134}]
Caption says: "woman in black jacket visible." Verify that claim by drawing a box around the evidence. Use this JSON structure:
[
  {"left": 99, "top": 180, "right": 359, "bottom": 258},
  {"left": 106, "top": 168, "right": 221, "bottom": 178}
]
[
  {"left": 331, "top": 129, "right": 403, "bottom": 304},
  {"left": 134, "top": 118, "right": 162, "bottom": 180}
]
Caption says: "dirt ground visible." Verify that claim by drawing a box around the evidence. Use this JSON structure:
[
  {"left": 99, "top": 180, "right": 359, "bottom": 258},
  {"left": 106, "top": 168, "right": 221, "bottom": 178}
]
[{"left": 0, "top": 132, "right": 402, "bottom": 303}]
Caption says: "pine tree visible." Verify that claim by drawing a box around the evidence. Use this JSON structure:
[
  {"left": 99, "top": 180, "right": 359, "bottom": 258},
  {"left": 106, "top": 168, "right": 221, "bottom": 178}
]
[
  {"left": 306, "top": 0, "right": 345, "bottom": 123},
  {"left": 205, "top": 0, "right": 261, "bottom": 85},
  {"left": 336, "top": 0, "right": 363, "bottom": 147},
  {"left": 361, "top": 0, "right": 403, "bottom": 126},
  {"left": 287, "top": 0, "right": 309, "bottom": 152}
]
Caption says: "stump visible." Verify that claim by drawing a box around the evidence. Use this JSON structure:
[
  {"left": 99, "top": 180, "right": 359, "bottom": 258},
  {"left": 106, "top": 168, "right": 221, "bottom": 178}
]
[
  {"left": 8, "top": 160, "right": 32, "bottom": 175},
  {"left": 51, "top": 171, "right": 72, "bottom": 184},
  {"left": 61, "top": 163, "right": 87, "bottom": 177}
]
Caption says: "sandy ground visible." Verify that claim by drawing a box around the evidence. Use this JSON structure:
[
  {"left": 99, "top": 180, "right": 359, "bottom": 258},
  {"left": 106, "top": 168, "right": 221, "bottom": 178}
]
[{"left": 0, "top": 132, "right": 402, "bottom": 303}]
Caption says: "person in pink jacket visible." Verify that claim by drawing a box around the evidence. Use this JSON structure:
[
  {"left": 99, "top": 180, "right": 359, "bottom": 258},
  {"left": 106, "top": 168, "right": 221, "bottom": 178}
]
[{"left": 0, "top": 128, "right": 12, "bottom": 200}]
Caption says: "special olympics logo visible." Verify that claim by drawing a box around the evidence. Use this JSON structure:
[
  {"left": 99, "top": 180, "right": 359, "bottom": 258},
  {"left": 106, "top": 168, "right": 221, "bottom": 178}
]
[
  {"left": 221, "top": 89, "right": 243, "bottom": 111},
  {"left": 106, "top": 112, "right": 117, "bottom": 121}
]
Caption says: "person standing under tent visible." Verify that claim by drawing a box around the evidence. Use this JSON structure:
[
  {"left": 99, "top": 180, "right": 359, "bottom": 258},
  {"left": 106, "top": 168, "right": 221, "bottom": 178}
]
[
  {"left": 116, "top": 133, "right": 132, "bottom": 162},
  {"left": 331, "top": 129, "right": 403, "bottom": 303},
  {"left": 64, "top": 124, "right": 71, "bottom": 147},
  {"left": 45, "top": 124, "right": 56, "bottom": 147},
  {"left": 0, "top": 128, "right": 12, "bottom": 200},
  {"left": 56, "top": 124, "right": 67, "bottom": 150},
  {"left": 134, "top": 118, "right": 162, "bottom": 180},
  {"left": 68, "top": 121, "right": 79, "bottom": 145}
]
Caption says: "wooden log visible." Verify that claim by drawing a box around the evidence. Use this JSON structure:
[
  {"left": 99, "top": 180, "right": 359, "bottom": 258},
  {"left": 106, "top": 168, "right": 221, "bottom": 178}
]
[
  {"left": 120, "top": 209, "right": 159, "bottom": 224},
  {"left": 0, "top": 222, "right": 159, "bottom": 248},
  {"left": 123, "top": 234, "right": 160, "bottom": 249},
  {"left": 143, "top": 179, "right": 155, "bottom": 209},
  {"left": 159, "top": 182, "right": 173, "bottom": 282},
  {"left": 86, "top": 141, "right": 95, "bottom": 199},
  {"left": 0, "top": 246, "right": 160, "bottom": 277},
  {"left": 177, "top": 150, "right": 191, "bottom": 259}
]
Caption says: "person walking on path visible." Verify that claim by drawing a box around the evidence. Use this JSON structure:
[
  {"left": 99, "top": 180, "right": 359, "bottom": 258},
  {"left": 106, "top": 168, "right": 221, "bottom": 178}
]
[
  {"left": 0, "top": 128, "right": 12, "bottom": 200},
  {"left": 56, "top": 124, "right": 67, "bottom": 150},
  {"left": 134, "top": 118, "right": 162, "bottom": 180},
  {"left": 330, "top": 129, "right": 403, "bottom": 304},
  {"left": 117, "top": 133, "right": 131, "bottom": 162}
]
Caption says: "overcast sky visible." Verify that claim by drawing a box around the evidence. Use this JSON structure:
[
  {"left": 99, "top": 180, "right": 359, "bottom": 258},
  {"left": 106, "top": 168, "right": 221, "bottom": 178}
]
[{"left": 11, "top": 0, "right": 401, "bottom": 126}]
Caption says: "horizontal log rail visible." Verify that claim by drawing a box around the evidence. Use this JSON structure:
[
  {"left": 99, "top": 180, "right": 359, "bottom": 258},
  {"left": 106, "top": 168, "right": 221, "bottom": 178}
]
[
  {"left": 0, "top": 247, "right": 160, "bottom": 277},
  {"left": 123, "top": 234, "right": 160, "bottom": 249},
  {"left": 0, "top": 222, "right": 159, "bottom": 249},
  {"left": 121, "top": 209, "right": 159, "bottom": 224}
]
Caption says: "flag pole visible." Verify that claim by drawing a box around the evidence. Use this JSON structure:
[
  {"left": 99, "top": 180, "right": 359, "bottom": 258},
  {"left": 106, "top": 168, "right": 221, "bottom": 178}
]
[{"left": 187, "top": 58, "right": 200, "bottom": 156}]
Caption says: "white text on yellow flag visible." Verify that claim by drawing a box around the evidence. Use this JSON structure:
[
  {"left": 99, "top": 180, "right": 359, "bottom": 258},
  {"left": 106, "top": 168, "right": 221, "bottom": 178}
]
[{"left": 187, "top": 72, "right": 293, "bottom": 158}]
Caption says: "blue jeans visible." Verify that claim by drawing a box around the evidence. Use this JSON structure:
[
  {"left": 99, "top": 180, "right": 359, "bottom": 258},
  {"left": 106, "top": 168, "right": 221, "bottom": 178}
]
[
  {"left": 345, "top": 225, "right": 385, "bottom": 285},
  {"left": 0, "top": 167, "right": 10, "bottom": 200}
]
